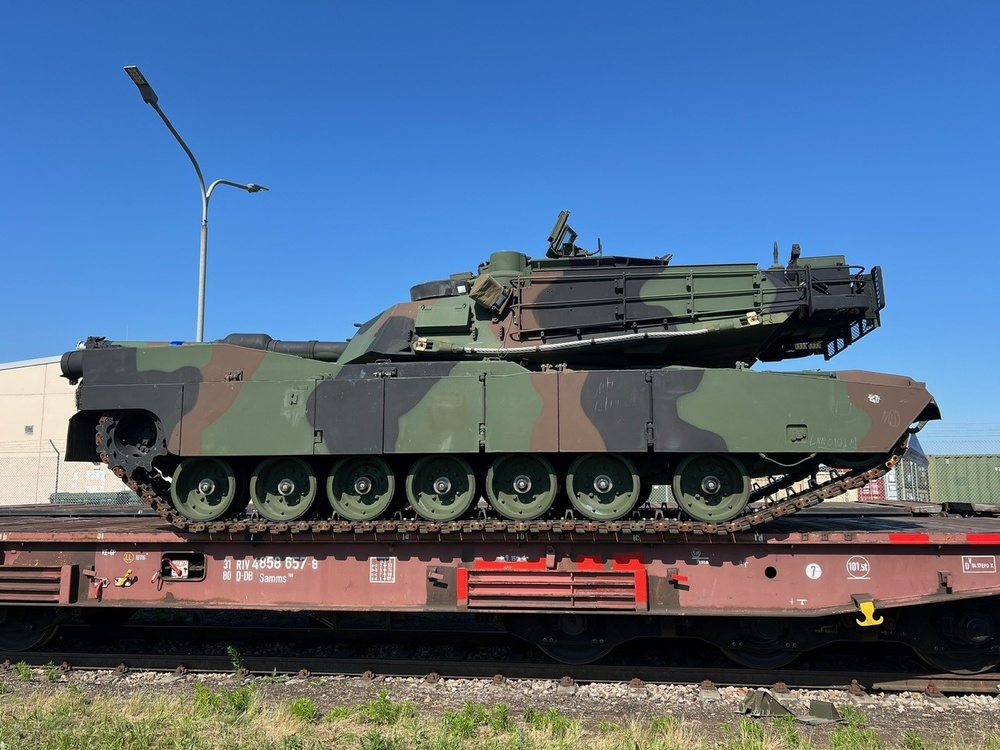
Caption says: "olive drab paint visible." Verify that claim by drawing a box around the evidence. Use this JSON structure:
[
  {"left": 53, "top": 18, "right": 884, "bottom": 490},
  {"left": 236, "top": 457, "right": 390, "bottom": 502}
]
[{"left": 60, "top": 212, "right": 939, "bottom": 529}]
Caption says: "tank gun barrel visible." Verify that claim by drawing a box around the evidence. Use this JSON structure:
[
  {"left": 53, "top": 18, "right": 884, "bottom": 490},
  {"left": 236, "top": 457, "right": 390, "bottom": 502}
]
[
  {"left": 59, "top": 333, "right": 348, "bottom": 383},
  {"left": 221, "top": 334, "right": 347, "bottom": 362}
]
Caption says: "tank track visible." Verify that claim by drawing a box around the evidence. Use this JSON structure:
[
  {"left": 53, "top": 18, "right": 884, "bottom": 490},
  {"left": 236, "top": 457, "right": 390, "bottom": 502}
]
[{"left": 97, "top": 413, "right": 908, "bottom": 538}]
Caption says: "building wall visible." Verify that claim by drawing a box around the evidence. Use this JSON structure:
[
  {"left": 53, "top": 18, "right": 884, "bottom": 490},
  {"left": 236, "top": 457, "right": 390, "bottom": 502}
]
[{"left": 0, "top": 359, "right": 121, "bottom": 506}]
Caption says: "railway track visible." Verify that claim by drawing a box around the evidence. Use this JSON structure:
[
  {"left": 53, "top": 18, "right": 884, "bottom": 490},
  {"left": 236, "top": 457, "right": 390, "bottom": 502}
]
[{"left": 3, "top": 621, "right": 998, "bottom": 697}]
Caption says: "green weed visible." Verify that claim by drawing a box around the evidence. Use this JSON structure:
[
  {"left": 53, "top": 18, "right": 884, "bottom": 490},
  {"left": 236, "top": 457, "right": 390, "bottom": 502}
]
[
  {"left": 11, "top": 661, "right": 32, "bottom": 681},
  {"left": 261, "top": 668, "right": 290, "bottom": 684},
  {"left": 772, "top": 713, "right": 813, "bottom": 750},
  {"left": 325, "top": 705, "right": 353, "bottom": 722},
  {"left": 226, "top": 644, "right": 244, "bottom": 673},
  {"left": 356, "top": 689, "right": 415, "bottom": 726},
  {"left": 830, "top": 705, "right": 883, "bottom": 750},
  {"left": 522, "top": 706, "right": 578, "bottom": 739},
  {"left": 225, "top": 684, "right": 256, "bottom": 716},
  {"left": 442, "top": 702, "right": 486, "bottom": 738},
  {"left": 721, "top": 717, "right": 767, "bottom": 750},
  {"left": 650, "top": 716, "right": 680, "bottom": 734},
  {"left": 359, "top": 728, "right": 401, "bottom": 750},
  {"left": 439, "top": 701, "right": 512, "bottom": 739},
  {"left": 287, "top": 696, "right": 317, "bottom": 722},
  {"left": 192, "top": 681, "right": 221, "bottom": 715},
  {"left": 486, "top": 703, "right": 513, "bottom": 734},
  {"left": 191, "top": 680, "right": 257, "bottom": 719}
]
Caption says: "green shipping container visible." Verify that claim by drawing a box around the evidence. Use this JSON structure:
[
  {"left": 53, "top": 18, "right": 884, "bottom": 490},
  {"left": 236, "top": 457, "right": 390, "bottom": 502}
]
[{"left": 928, "top": 455, "right": 1000, "bottom": 505}]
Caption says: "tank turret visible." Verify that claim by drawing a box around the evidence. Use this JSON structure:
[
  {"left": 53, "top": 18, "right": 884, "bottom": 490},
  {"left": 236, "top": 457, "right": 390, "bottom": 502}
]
[{"left": 338, "top": 211, "right": 884, "bottom": 369}]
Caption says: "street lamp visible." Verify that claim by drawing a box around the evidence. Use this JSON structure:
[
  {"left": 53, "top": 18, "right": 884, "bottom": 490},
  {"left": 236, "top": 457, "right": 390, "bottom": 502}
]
[{"left": 123, "top": 65, "right": 268, "bottom": 342}]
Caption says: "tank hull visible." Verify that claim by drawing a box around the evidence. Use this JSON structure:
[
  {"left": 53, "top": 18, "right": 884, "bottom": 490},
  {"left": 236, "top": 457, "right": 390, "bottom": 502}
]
[
  {"left": 63, "top": 340, "right": 938, "bottom": 528},
  {"left": 66, "top": 342, "right": 935, "bottom": 459}
]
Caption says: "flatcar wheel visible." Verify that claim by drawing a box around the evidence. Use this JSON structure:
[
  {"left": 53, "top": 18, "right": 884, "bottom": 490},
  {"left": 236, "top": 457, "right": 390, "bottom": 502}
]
[
  {"left": 327, "top": 457, "right": 395, "bottom": 521},
  {"left": 486, "top": 455, "right": 558, "bottom": 520},
  {"left": 538, "top": 639, "right": 615, "bottom": 665},
  {"left": 721, "top": 648, "right": 798, "bottom": 670},
  {"left": 405, "top": 455, "right": 476, "bottom": 521},
  {"left": 566, "top": 453, "right": 640, "bottom": 521},
  {"left": 170, "top": 457, "right": 239, "bottom": 521},
  {"left": 672, "top": 454, "right": 750, "bottom": 523},
  {"left": 250, "top": 457, "right": 317, "bottom": 522},
  {"left": 916, "top": 649, "right": 1000, "bottom": 675},
  {"left": 0, "top": 606, "right": 59, "bottom": 652},
  {"left": 78, "top": 608, "right": 136, "bottom": 628}
]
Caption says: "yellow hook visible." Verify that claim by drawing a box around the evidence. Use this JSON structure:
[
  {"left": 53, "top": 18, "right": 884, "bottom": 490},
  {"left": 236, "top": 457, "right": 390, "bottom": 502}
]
[{"left": 855, "top": 599, "right": 884, "bottom": 627}]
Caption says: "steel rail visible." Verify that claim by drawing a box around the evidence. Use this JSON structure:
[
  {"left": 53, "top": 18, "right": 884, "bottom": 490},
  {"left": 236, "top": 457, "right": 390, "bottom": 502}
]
[{"left": 3, "top": 648, "right": 997, "bottom": 696}]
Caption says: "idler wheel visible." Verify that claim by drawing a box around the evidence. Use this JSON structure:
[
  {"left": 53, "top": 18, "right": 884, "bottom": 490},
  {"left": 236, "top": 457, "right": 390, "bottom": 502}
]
[
  {"left": 486, "top": 455, "right": 558, "bottom": 520},
  {"left": 250, "top": 457, "right": 317, "bottom": 522},
  {"left": 326, "top": 456, "right": 395, "bottom": 521},
  {"left": 405, "top": 455, "right": 476, "bottom": 521},
  {"left": 566, "top": 453, "right": 640, "bottom": 521},
  {"left": 100, "top": 410, "right": 166, "bottom": 474},
  {"left": 672, "top": 454, "right": 750, "bottom": 523},
  {"left": 170, "top": 457, "right": 239, "bottom": 521}
]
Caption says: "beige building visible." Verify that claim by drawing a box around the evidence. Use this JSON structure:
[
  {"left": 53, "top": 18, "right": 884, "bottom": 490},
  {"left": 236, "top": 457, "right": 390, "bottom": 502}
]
[{"left": 0, "top": 357, "right": 123, "bottom": 506}]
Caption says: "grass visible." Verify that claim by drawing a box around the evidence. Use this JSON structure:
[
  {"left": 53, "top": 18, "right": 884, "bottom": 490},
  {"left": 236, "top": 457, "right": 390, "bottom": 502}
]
[
  {"left": 0, "top": 684, "right": 997, "bottom": 750},
  {"left": 226, "top": 645, "right": 245, "bottom": 674},
  {"left": 829, "top": 704, "right": 884, "bottom": 750}
]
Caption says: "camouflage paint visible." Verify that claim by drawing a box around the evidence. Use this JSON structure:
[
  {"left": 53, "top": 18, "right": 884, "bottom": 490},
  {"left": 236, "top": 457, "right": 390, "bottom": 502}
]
[
  {"left": 58, "top": 213, "right": 937, "bottom": 528},
  {"left": 484, "top": 368, "right": 553, "bottom": 453},
  {"left": 66, "top": 340, "right": 936, "bottom": 466},
  {"left": 354, "top": 246, "right": 882, "bottom": 370}
]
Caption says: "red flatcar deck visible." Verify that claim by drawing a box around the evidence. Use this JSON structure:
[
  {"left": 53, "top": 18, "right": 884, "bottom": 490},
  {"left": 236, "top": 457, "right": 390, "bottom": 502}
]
[
  {"left": 4, "top": 504, "right": 1000, "bottom": 670},
  {"left": 1, "top": 505, "right": 998, "bottom": 618},
  {"left": 1, "top": 506, "right": 999, "bottom": 545}
]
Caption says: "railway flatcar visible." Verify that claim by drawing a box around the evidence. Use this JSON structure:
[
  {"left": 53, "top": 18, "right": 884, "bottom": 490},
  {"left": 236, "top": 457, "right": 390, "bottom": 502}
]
[{"left": 1, "top": 505, "right": 1000, "bottom": 673}]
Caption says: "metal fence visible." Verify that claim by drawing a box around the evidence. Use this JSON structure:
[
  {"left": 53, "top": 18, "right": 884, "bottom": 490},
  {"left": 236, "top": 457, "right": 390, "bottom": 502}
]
[
  {"left": 0, "top": 441, "right": 61, "bottom": 507},
  {"left": 1, "top": 427, "right": 997, "bottom": 509},
  {"left": 0, "top": 439, "right": 139, "bottom": 507}
]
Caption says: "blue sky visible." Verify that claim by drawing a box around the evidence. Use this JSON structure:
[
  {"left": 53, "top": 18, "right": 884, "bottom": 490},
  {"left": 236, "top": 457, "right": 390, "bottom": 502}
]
[{"left": 2, "top": 2, "right": 998, "bottom": 437}]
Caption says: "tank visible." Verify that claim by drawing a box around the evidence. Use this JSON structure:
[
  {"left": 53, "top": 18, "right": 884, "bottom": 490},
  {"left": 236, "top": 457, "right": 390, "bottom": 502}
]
[{"left": 60, "top": 212, "right": 940, "bottom": 534}]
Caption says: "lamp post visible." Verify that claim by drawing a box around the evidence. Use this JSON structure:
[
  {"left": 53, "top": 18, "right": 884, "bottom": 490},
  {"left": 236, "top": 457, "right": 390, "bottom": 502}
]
[{"left": 123, "top": 66, "right": 268, "bottom": 342}]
